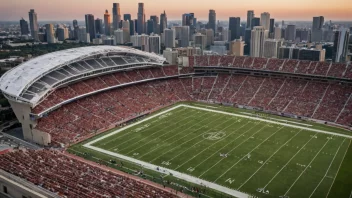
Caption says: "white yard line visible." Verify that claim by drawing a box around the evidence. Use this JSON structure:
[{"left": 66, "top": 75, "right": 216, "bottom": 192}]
[
  {"left": 284, "top": 136, "right": 332, "bottom": 196},
  {"left": 238, "top": 130, "right": 302, "bottom": 190},
  {"left": 193, "top": 122, "right": 260, "bottom": 170},
  {"left": 136, "top": 112, "right": 222, "bottom": 158},
  {"left": 150, "top": 115, "right": 237, "bottom": 163},
  {"left": 309, "top": 138, "right": 346, "bottom": 198},
  {"left": 214, "top": 126, "right": 285, "bottom": 183},
  {"left": 180, "top": 105, "right": 352, "bottom": 139},
  {"left": 326, "top": 139, "right": 351, "bottom": 198},
  {"left": 263, "top": 132, "right": 319, "bottom": 189},
  {"left": 121, "top": 111, "right": 211, "bottom": 154},
  {"left": 174, "top": 120, "right": 251, "bottom": 170}
]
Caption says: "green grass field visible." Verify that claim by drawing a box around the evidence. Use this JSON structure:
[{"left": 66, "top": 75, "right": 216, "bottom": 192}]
[{"left": 70, "top": 102, "right": 352, "bottom": 198}]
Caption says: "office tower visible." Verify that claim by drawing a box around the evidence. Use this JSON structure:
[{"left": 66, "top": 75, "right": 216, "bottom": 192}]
[
  {"left": 73, "top": 20, "right": 78, "bottom": 27},
  {"left": 194, "top": 33, "right": 207, "bottom": 49},
  {"left": 333, "top": 28, "right": 350, "bottom": 62},
  {"left": 250, "top": 26, "right": 268, "bottom": 57},
  {"left": 230, "top": 39, "right": 245, "bottom": 56},
  {"left": 182, "top": 13, "right": 194, "bottom": 26},
  {"left": 137, "top": 3, "right": 146, "bottom": 34},
  {"left": 251, "top": 17, "right": 260, "bottom": 29},
  {"left": 150, "top": 15, "right": 159, "bottom": 34},
  {"left": 45, "top": 24, "right": 55, "bottom": 43},
  {"left": 205, "top": 29, "right": 214, "bottom": 46},
  {"left": 149, "top": 34, "right": 161, "bottom": 54},
  {"left": 85, "top": 14, "right": 96, "bottom": 41},
  {"left": 160, "top": 11, "right": 167, "bottom": 34},
  {"left": 147, "top": 20, "right": 154, "bottom": 35},
  {"left": 282, "top": 20, "right": 285, "bottom": 28},
  {"left": 285, "top": 25, "right": 296, "bottom": 41},
  {"left": 274, "top": 27, "right": 281, "bottom": 39},
  {"left": 208, "top": 10, "right": 216, "bottom": 35},
  {"left": 313, "top": 16, "right": 324, "bottom": 30},
  {"left": 244, "top": 29, "right": 252, "bottom": 55},
  {"left": 122, "top": 20, "right": 131, "bottom": 42},
  {"left": 164, "top": 28, "right": 175, "bottom": 48},
  {"left": 95, "top": 18, "right": 104, "bottom": 34},
  {"left": 104, "top": 10, "right": 111, "bottom": 35},
  {"left": 297, "top": 29, "right": 309, "bottom": 42},
  {"left": 173, "top": 26, "right": 182, "bottom": 40},
  {"left": 57, "top": 27, "right": 69, "bottom": 41},
  {"left": 72, "top": 20, "right": 79, "bottom": 39},
  {"left": 124, "top": 14, "right": 131, "bottom": 21},
  {"left": 260, "top": 12, "right": 270, "bottom": 30},
  {"left": 311, "top": 16, "right": 324, "bottom": 42},
  {"left": 247, "top": 10, "right": 254, "bottom": 29},
  {"left": 269, "top": 18, "right": 275, "bottom": 37},
  {"left": 278, "top": 46, "right": 325, "bottom": 61},
  {"left": 20, "top": 18, "right": 30, "bottom": 35},
  {"left": 180, "top": 26, "right": 190, "bottom": 47},
  {"left": 114, "top": 29, "right": 124, "bottom": 44},
  {"left": 28, "top": 9, "right": 39, "bottom": 41},
  {"left": 129, "top": 20, "right": 135, "bottom": 35},
  {"left": 78, "top": 27, "right": 90, "bottom": 43},
  {"left": 240, "top": 22, "right": 246, "bottom": 37},
  {"left": 323, "top": 29, "right": 334, "bottom": 42},
  {"left": 221, "top": 29, "right": 230, "bottom": 42},
  {"left": 263, "top": 39, "right": 283, "bottom": 58},
  {"left": 229, "top": 17, "right": 241, "bottom": 40},
  {"left": 112, "top": 3, "right": 121, "bottom": 30},
  {"left": 131, "top": 34, "right": 149, "bottom": 50}
]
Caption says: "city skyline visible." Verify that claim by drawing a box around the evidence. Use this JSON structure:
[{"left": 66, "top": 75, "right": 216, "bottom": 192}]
[{"left": 1, "top": 0, "right": 351, "bottom": 21}]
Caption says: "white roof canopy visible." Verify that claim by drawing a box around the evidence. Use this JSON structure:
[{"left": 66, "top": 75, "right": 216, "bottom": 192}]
[{"left": 0, "top": 46, "right": 165, "bottom": 105}]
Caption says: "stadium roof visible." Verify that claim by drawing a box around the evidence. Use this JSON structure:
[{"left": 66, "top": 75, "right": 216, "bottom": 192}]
[{"left": 0, "top": 46, "right": 165, "bottom": 105}]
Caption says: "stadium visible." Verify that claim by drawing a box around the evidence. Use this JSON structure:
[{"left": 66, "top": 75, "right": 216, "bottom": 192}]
[{"left": 0, "top": 45, "right": 351, "bottom": 198}]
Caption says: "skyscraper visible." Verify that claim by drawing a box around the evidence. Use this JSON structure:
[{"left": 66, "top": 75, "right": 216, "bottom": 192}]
[
  {"left": 124, "top": 14, "right": 131, "bottom": 21},
  {"left": 147, "top": 20, "right": 154, "bottom": 35},
  {"left": 73, "top": 20, "right": 79, "bottom": 40},
  {"left": 104, "top": 10, "right": 111, "bottom": 35},
  {"left": 247, "top": 10, "right": 254, "bottom": 29},
  {"left": 182, "top": 13, "right": 194, "bottom": 26},
  {"left": 251, "top": 26, "right": 268, "bottom": 57},
  {"left": 57, "top": 27, "right": 69, "bottom": 41},
  {"left": 180, "top": 26, "right": 190, "bottom": 47},
  {"left": 164, "top": 28, "right": 175, "bottom": 48},
  {"left": 274, "top": 27, "right": 282, "bottom": 39},
  {"left": 333, "top": 27, "right": 350, "bottom": 63},
  {"left": 208, "top": 10, "right": 216, "bottom": 35},
  {"left": 269, "top": 19, "right": 275, "bottom": 34},
  {"left": 205, "top": 29, "right": 214, "bottom": 46},
  {"left": 137, "top": 3, "right": 146, "bottom": 34},
  {"left": 28, "top": 9, "right": 39, "bottom": 41},
  {"left": 160, "top": 11, "right": 167, "bottom": 34},
  {"left": 263, "top": 39, "right": 283, "bottom": 58},
  {"left": 285, "top": 25, "right": 296, "bottom": 41},
  {"left": 251, "top": 17, "right": 260, "bottom": 29},
  {"left": 230, "top": 39, "right": 245, "bottom": 56},
  {"left": 129, "top": 20, "right": 135, "bottom": 35},
  {"left": 260, "top": 12, "right": 270, "bottom": 30},
  {"left": 312, "top": 16, "right": 324, "bottom": 30},
  {"left": 114, "top": 29, "right": 124, "bottom": 44},
  {"left": 150, "top": 15, "right": 159, "bottom": 34},
  {"left": 122, "top": 20, "right": 131, "bottom": 42},
  {"left": 20, "top": 18, "right": 30, "bottom": 35},
  {"left": 112, "top": 3, "right": 121, "bottom": 30},
  {"left": 229, "top": 17, "right": 241, "bottom": 40},
  {"left": 85, "top": 14, "right": 96, "bottom": 41},
  {"left": 95, "top": 18, "right": 104, "bottom": 34},
  {"left": 45, "top": 24, "right": 55, "bottom": 44},
  {"left": 148, "top": 34, "right": 161, "bottom": 54}
]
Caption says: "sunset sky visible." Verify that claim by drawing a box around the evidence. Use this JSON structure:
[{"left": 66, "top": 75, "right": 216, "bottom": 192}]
[{"left": 1, "top": 0, "right": 351, "bottom": 21}]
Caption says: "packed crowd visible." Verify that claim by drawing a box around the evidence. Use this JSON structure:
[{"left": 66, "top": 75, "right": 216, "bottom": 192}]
[
  {"left": 189, "top": 55, "right": 350, "bottom": 79},
  {"left": 32, "top": 66, "right": 179, "bottom": 114},
  {"left": 34, "top": 71, "right": 352, "bottom": 146},
  {"left": 0, "top": 149, "right": 177, "bottom": 198}
]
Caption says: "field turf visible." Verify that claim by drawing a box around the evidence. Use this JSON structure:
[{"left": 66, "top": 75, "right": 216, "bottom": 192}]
[{"left": 74, "top": 103, "right": 352, "bottom": 197}]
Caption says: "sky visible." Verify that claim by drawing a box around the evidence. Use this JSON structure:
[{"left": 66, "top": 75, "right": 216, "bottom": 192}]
[{"left": 1, "top": 0, "right": 351, "bottom": 21}]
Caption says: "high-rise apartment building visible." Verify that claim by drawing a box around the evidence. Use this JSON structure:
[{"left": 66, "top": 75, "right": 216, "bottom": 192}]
[
  {"left": 122, "top": 20, "right": 131, "bottom": 42},
  {"left": 246, "top": 10, "right": 254, "bottom": 29},
  {"left": 164, "top": 28, "right": 175, "bottom": 48},
  {"left": 112, "top": 3, "right": 121, "bottom": 30},
  {"left": 274, "top": 27, "right": 281, "bottom": 40},
  {"left": 104, "top": 10, "right": 111, "bottom": 35},
  {"left": 208, "top": 10, "right": 216, "bottom": 35},
  {"left": 28, "top": 9, "right": 39, "bottom": 41},
  {"left": 95, "top": 18, "right": 104, "bottom": 34},
  {"left": 250, "top": 26, "right": 268, "bottom": 57},
  {"left": 114, "top": 29, "right": 124, "bottom": 44},
  {"left": 229, "top": 17, "right": 241, "bottom": 41},
  {"left": 260, "top": 12, "right": 270, "bottom": 30},
  {"left": 205, "top": 29, "right": 214, "bottom": 46},
  {"left": 230, "top": 39, "right": 245, "bottom": 56},
  {"left": 20, "top": 18, "right": 30, "bottom": 35},
  {"left": 149, "top": 34, "right": 161, "bottom": 54},
  {"left": 333, "top": 27, "right": 350, "bottom": 63},
  {"left": 137, "top": 3, "right": 146, "bottom": 34},
  {"left": 45, "top": 24, "right": 55, "bottom": 44},
  {"left": 57, "top": 27, "right": 69, "bottom": 41},
  {"left": 160, "top": 11, "right": 167, "bottom": 34},
  {"left": 263, "top": 39, "right": 283, "bottom": 58},
  {"left": 85, "top": 14, "right": 96, "bottom": 41},
  {"left": 194, "top": 33, "right": 207, "bottom": 50},
  {"left": 78, "top": 27, "right": 90, "bottom": 43}
]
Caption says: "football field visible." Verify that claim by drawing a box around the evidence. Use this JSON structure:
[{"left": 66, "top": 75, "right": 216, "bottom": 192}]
[{"left": 82, "top": 103, "right": 352, "bottom": 198}]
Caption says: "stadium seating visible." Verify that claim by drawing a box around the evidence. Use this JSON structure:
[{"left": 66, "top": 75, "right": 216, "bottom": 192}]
[
  {"left": 266, "top": 59, "right": 285, "bottom": 71},
  {"left": 243, "top": 57, "right": 254, "bottom": 68},
  {"left": 0, "top": 149, "right": 177, "bottom": 198},
  {"left": 314, "top": 62, "right": 331, "bottom": 76},
  {"left": 252, "top": 57, "right": 268, "bottom": 69},
  {"left": 281, "top": 60, "right": 299, "bottom": 73},
  {"left": 219, "top": 56, "right": 235, "bottom": 67},
  {"left": 233, "top": 56, "right": 246, "bottom": 67}
]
